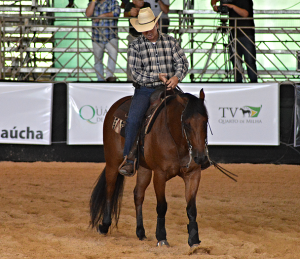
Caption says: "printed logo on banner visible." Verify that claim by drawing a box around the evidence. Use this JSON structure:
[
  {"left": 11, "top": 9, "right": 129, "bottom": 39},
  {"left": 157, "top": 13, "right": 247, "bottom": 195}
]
[
  {"left": 79, "top": 105, "right": 108, "bottom": 124},
  {"left": 218, "top": 105, "right": 262, "bottom": 124}
]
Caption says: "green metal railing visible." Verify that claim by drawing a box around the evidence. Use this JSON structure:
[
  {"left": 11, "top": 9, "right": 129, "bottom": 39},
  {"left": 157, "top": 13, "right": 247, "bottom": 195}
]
[{"left": 1, "top": 12, "right": 300, "bottom": 82}]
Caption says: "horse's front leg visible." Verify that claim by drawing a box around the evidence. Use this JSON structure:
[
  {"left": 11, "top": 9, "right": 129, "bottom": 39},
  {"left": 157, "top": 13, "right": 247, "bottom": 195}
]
[
  {"left": 184, "top": 170, "right": 201, "bottom": 247},
  {"left": 134, "top": 166, "right": 152, "bottom": 240},
  {"left": 153, "top": 171, "right": 169, "bottom": 246}
]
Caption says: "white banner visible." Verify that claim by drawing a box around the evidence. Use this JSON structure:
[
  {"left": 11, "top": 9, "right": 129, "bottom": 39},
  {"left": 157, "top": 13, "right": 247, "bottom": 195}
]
[
  {"left": 68, "top": 83, "right": 134, "bottom": 144},
  {"left": 67, "top": 82, "right": 279, "bottom": 146},
  {"left": 0, "top": 82, "right": 53, "bottom": 145},
  {"left": 180, "top": 83, "right": 280, "bottom": 145}
]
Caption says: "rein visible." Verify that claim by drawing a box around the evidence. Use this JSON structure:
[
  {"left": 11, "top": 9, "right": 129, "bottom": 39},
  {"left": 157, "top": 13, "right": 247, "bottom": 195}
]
[
  {"left": 180, "top": 101, "right": 193, "bottom": 169},
  {"left": 164, "top": 87, "right": 238, "bottom": 181}
]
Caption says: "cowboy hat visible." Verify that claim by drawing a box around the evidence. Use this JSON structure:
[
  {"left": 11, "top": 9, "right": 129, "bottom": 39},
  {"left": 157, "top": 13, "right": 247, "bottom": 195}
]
[{"left": 130, "top": 7, "right": 162, "bottom": 32}]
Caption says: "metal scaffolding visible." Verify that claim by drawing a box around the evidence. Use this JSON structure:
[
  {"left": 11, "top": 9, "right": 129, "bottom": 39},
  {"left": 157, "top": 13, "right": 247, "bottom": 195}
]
[{"left": 1, "top": 1, "right": 300, "bottom": 82}]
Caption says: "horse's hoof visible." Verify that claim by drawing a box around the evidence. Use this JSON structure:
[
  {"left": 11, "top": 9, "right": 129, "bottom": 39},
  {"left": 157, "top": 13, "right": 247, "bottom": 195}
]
[
  {"left": 97, "top": 224, "right": 109, "bottom": 235},
  {"left": 156, "top": 240, "right": 170, "bottom": 247},
  {"left": 188, "top": 243, "right": 201, "bottom": 255},
  {"left": 136, "top": 227, "right": 146, "bottom": 240},
  {"left": 138, "top": 235, "right": 147, "bottom": 241}
]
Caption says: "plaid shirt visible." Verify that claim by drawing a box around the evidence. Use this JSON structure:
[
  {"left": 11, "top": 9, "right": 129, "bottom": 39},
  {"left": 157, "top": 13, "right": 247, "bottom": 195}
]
[
  {"left": 128, "top": 33, "right": 189, "bottom": 88},
  {"left": 88, "top": 0, "right": 120, "bottom": 44}
]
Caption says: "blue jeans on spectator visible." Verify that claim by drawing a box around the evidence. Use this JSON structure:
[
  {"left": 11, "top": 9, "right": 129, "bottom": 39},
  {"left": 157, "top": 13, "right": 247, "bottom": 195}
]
[
  {"left": 123, "top": 86, "right": 156, "bottom": 158},
  {"left": 92, "top": 38, "right": 118, "bottom": 81},
  {"left": 230, "top": 35, "right": 257, "bottom": 83}
]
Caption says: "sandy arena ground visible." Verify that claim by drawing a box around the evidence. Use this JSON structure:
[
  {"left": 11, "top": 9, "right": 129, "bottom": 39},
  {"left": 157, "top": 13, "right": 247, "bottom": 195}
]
[{"left": 0, "top": 162, "right": 300, "bottom": 259}]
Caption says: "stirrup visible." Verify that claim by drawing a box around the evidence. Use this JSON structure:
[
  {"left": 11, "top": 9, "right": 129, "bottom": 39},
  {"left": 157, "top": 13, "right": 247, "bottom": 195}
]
[{"left": 118, "top": 156, "right": 137, "bottom": 177}]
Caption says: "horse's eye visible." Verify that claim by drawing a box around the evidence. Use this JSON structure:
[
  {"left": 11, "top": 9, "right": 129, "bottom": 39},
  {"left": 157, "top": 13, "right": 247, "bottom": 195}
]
[{"left": 184, "top": 123, "right": 191, "bottom": 130}]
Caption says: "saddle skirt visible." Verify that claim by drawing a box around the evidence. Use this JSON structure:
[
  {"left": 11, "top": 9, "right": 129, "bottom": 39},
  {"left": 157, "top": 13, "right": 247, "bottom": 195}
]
[{"left": 112, "top": 88, "right": 175, "bottom": 138}]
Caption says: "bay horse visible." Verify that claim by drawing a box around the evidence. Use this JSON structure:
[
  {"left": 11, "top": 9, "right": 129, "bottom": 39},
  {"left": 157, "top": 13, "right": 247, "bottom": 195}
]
[{"left": 90, "top": 88, "right": 209, "bottom": 248}]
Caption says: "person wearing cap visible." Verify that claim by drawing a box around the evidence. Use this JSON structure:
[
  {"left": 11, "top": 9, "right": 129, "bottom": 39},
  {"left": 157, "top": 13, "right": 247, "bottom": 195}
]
[
  {"left": 86, "top": 0, "right": 120, "bottom": 82},
  {"left": 118, "top": 7, "right": 189, "bottom": 176}
]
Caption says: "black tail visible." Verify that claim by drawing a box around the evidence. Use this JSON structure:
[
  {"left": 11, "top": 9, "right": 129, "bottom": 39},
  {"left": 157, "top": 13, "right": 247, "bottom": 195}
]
[{"left": 90, "top": 167, "right": 125, "bottom": 228}]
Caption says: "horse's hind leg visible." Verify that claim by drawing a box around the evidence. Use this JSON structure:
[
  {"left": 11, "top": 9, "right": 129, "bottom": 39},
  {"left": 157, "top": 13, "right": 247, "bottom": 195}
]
[
  {"left": 183, "top": 171, "right": 201, "bottom": 247},
  {"left": 134, "top": 166, "right": 152, "bottom": 240}
]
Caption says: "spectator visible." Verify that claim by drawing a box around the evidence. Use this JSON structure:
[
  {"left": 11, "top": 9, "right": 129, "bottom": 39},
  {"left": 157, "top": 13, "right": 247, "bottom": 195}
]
[
  {"left": 86, "top": 0, "right": 120, "bottom": 82},
  {"left": 118, "top": 7, "right": 189, "bottom": 176},
  {"left": 211, "top": 0, "right": 257, "bottom": 83},
  {"left": 120, "top": 0, "right": 129, "bottom": 9},
  {"left": 145, "top": 0, "right": 169, "bottom": 33},
  {"left": 124, "top": 0, "right": 151, "bottom": 81}
]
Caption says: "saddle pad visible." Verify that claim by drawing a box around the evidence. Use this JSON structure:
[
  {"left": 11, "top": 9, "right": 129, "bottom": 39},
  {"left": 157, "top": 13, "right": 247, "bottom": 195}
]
[
  {"left": 112, "top": 97, "right": 132, "bottom": 137},
  {"left": 113, "top": 97, "right": 132, "bottom": 122}
]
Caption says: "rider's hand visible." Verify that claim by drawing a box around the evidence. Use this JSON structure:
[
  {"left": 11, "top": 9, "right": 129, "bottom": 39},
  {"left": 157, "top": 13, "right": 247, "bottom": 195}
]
[
  {"left": 159, "top": 73, "right": 168, "bottom": 84},
  {"left": 166, "top": 76, "right": 178, "bottom": 90}
]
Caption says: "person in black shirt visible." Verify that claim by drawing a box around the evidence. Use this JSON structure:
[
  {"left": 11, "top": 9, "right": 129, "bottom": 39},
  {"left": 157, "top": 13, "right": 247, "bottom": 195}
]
[
  {"left": 211, "top": 0, "right": 257, "bottom": 83},
  {"left": 124, "top": 0, "right": 151, "bottom": 81}
]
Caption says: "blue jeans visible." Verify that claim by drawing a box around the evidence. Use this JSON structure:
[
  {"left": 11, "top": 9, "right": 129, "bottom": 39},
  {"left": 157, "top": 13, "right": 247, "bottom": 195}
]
[
  {"left": 123, "top": 87, "right": 156, "bottom": 158},
  {"left": 230, "top": 35, "right": 257, "bottom": 83},
  {"left": 92, "top": 38, "right": 118, "bottom": 81}
]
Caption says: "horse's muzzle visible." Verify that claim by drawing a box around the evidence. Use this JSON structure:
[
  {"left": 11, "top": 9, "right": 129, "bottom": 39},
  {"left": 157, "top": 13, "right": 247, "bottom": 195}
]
[{"left": 193, "top": 153, "right": 208, "bottom": 166}]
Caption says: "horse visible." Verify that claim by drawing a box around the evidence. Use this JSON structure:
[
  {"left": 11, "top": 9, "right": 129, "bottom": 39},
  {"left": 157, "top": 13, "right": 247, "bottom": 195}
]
[
  {"left": 90, "top": 88, "right": 209, "bottom": 248},
  {"left": 240, "top": 108, "right": 251, "bottom": 117}
]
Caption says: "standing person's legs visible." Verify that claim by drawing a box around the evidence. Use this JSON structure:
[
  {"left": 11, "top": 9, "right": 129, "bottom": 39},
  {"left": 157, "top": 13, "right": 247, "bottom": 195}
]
[
  {"left": 229, "top": 34, "right": 243, "bottom": 83},
  {"left": 92, "top": 41, "right": 105, "bottom": 81},
  {"left": 240, "top": 35, "right": 258, "bottom": 83},
  {"left": 105, "top": 38, "right": 118, "bottom": 80}
]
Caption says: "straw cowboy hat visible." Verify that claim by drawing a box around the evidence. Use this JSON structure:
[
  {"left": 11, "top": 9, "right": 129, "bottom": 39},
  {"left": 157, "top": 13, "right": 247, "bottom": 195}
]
[{"left": 130, "top": 7, "right": 162, "bottom": 32}]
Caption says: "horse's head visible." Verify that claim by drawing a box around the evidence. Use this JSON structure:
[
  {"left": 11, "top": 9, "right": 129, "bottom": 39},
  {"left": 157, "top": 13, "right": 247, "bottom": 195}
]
[{"left": 177, "top": 89, "right": 209, "bottom": 168}]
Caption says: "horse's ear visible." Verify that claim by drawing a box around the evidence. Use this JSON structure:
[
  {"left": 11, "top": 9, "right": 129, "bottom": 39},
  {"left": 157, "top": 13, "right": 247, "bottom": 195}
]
[
  {"left": 199, "top": 89, "right": 205, "bottom": 100},
  {"left": 176, "top": 94, "right": 188, "bottom": 107}
]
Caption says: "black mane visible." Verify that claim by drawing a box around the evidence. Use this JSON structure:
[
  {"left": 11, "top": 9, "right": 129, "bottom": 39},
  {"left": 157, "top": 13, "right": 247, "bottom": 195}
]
[{"left": 181, "top": 93, "right": 208, "bottom": 119}]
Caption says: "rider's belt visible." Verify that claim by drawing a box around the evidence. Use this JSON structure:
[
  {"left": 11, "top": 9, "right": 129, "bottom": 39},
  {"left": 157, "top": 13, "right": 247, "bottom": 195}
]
[{"left": 133, "top": 82, "right": 165, "bottom": 89}]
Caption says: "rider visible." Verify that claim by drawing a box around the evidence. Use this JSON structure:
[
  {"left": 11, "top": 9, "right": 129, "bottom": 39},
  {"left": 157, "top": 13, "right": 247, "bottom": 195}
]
[{"left": 118, "top": 7, "right": 189, "bottom": 176}]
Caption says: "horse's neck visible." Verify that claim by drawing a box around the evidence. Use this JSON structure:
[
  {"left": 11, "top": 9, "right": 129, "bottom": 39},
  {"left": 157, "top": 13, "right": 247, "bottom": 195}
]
[{"left": 164, "top": 101, "right": 188, "bottom": 152}]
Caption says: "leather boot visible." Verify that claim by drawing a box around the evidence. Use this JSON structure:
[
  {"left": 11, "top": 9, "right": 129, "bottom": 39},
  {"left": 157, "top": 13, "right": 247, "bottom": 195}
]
[
  {"left": 118, "top": 156, "right": 135, "bottom": 177},
  {"left": 118, "top": 162, "right": 134, "bottom": 176}
]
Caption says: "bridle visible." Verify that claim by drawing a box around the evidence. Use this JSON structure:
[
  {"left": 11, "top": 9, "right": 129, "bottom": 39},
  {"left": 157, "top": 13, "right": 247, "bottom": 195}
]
[
  {"left": 180, "top": 100, "right": 209, "bottom": 169},
  {"left": 181, "top": 103, "right": 193, "bottom": 169}
]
